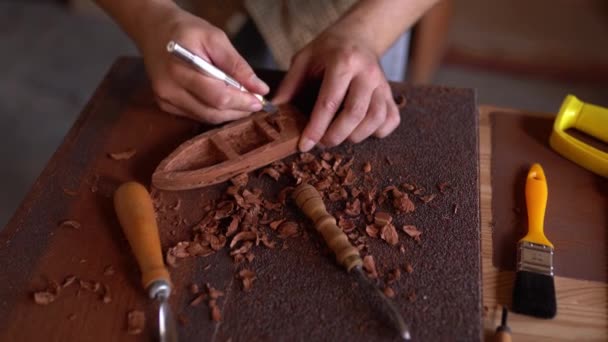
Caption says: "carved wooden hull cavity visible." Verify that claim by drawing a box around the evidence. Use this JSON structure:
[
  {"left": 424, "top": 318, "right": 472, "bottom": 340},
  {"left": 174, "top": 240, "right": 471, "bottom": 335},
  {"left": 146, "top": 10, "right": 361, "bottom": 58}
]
[{"left": 152, "top": 106, "right": 305, "bottom": 190}]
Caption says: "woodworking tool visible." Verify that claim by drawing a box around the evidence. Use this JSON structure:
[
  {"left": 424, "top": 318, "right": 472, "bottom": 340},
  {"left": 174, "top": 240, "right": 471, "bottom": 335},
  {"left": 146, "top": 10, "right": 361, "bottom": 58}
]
[
  {"left": 512, "top": 163, "right": 556, "bottom": 319},
  {"left": 167, "top": 40, "right": 278, "bottom": 114},
  {"left": 114, "top": 182, "right": 178, "bottom": 342},
  {"left": 494, "top": 306, "right": 511, "bottom": 342},
  {"left": 550, "top": 94, "right": 608, "bottom": 177},
  {"left": 293, "top": 183, "right": 410, "bottom": 340}
]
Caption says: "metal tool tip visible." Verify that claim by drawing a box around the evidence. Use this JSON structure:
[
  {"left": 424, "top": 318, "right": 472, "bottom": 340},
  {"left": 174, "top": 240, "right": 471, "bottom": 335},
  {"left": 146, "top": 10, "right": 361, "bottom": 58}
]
[
  {"left": 263, "top": 102, "right": 278, "bottom": 114},
  {"left": 167, "top": 41, "right": 175, "bottom": 52},
  {"left": 402, "top": 330, "right": 411, "bottom": 340}
]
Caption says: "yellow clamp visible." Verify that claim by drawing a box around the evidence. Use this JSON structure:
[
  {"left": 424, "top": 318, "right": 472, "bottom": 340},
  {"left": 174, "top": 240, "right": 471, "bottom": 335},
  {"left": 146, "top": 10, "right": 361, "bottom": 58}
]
[{"left": 549, "top": 95, "right": 608, "bottom": 178}]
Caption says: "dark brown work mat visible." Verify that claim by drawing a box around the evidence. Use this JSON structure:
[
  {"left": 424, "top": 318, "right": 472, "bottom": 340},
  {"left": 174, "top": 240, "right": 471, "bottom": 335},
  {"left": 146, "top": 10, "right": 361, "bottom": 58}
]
[
  {"left": 0, "top": 57, "right": 481, "bottom": 341},
  {"left": 490, "top": 111, "right": 608, "bottom": 283}
]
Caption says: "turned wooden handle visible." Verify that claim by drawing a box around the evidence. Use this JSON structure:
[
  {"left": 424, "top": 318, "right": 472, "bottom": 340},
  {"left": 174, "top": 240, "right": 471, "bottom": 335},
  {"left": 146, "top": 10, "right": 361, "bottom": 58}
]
[
  {"left": 293, "top": 184, "right": 362, "bottom": 271},
  {"left": 114, "top": 182, "right": 171, "bottom": 290}
]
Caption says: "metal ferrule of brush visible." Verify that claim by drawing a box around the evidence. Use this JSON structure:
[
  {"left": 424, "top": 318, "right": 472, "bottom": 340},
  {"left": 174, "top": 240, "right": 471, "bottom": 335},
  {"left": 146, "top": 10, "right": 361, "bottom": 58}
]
[{"left": 517, "top": 241, "right": 554, "bottom": 276}]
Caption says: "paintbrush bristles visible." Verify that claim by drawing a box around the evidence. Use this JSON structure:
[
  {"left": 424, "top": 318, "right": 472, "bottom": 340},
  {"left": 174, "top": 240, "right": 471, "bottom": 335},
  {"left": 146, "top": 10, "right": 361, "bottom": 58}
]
[{"left": 512, "top": 270, "right": 556, "bottom": 318}]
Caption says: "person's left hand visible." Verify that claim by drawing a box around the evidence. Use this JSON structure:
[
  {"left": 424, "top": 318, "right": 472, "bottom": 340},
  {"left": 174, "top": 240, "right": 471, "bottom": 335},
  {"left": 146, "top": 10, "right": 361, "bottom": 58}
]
[{"left": 273, "top": 27, "right": 400, "bottom": 152}]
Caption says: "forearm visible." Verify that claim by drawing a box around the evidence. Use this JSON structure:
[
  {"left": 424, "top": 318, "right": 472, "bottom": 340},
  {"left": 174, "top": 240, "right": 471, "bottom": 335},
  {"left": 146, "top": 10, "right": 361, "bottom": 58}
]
[
  {"left": 93, "top": 0, "right": 179, "bottom": 46},
  {"left": 330, "top": 0, "right": 440, "bottom": 56}
]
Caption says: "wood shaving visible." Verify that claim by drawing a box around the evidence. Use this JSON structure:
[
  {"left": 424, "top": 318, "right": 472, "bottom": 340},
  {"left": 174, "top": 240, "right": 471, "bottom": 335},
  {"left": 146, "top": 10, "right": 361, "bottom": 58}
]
[
  {"left": 127, "top": 310, "right": 145, "bottom": 335},
  {"left": 190, "top": 293, "right": 207, "bottom": 307},
  {"left": 338, "top": 216, "right": 356, "bottom": 233},
  {"left": 190, "top": 284, "right": 200, "bottom": 294},
  {"left": 238, "top": 269, "right": 256, "bottom": 291},
  {"left": 62, "top": 188, "right": 78, "bottom": 196},
  {"left": 210, "top": 301, "right": 221, "bottom": 322},
  {"left": 393, "top": 194, "right": 415, "bottom": 213},
  {"left": 230, "top": 173, "right": 249, "bottom": 187},
  {"left": 402, "top": 225, "right": 422, "bottom": 242},
  {"left": 108, "top": 149, "right": 136, "bottom": 160},
  {"left": 363, "top": 162, "right": 372, "bottom": 173},
  {"left": 405, "top": 263, "right": 414, "bottom": 274},
  {"left": 207, "top": 285, "right": 224, "bottom": 300},
  {"left": 365, "top": 224, "right": 379, "bottom": 238},
  {"left": 344, "top": 198, "right": 361, "bottom": 216},
  {"left": 383, "top": 287, "right": 396, "bottom": 298},
  {"left": 59, "top": 220, "right": 81, "bottom": 230},
  {"left": 278, "top": 221, "right": 298, "bottom": 239},
  {"left": 33, "top": 290, "right": 57, "bottom": 305},
  {"left": 225, "top": 216, "right": 240, "bottom": 237},
  {"left": 62, "top": 275, "right": 77, "bottom": 288},
  {"left": 420, "top": 194, "right": 436, "bottom": 204},
  {"left": 374, "top": 212, "right": 392, "bottom": 227},
  {"left": 380, "top": 223, "right": 399, "bottom": 246},
  {"left": 437, "top": 182, "right": 450, "bottom": 193},
  {"left": 260, "top": 167, "right": 281, "bottom": 181},
  {"left": 362, "top": 255, "right": 378, "bottom": 279},
  {"left": 269, "top": 219, "right": 285, "bottom": 230},
  {"left": 230, "top": 231, "right": 257, "bottom": 248}
]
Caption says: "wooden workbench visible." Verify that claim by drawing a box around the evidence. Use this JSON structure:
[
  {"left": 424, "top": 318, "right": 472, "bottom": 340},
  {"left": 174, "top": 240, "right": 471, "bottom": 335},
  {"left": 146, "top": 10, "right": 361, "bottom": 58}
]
[{"left": 479, "top": 106, "right": 608, "bottom": 341}]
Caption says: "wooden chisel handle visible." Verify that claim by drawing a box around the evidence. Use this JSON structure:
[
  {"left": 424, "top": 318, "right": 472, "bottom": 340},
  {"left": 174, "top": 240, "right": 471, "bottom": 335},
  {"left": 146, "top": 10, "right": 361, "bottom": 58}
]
[
  {"left": 114, "top": 182, "right": 171, "bottom": 290},
  {"left": 293, "top": 184, "right": 363, "bottom": 271}
]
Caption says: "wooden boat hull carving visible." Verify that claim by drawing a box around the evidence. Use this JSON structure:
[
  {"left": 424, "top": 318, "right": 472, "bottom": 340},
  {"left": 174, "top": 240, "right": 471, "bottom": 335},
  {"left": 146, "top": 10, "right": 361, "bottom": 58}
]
[{"left": 152, "top": 105, "right": 306, "bottom": 190}]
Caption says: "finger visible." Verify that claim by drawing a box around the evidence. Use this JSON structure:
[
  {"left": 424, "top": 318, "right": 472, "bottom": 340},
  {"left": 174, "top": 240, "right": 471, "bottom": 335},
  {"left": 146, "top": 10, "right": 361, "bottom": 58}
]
[
  {"left": 374, "top": 95, "right": 401, "bottom": 138},
  {"left": 348, "top": 87, "right": 388, "bottom": 143},
  {"left": 204, "top": 30, "right": 269, "bottom": 94},
  {"left": 321, "top": 75, "right": 374, "bottom": 147},
  {"left": 165, "top": 88, "right": 252, "bottom": 124},
  {"left": 272, "top": 51, "right": 310, "bottom": 104},
  {"left": 169, "top": 61, "right": 263, "bottom": 112},
  {"left": 299, "top": 66, "right": 352, "bottom": 152}
]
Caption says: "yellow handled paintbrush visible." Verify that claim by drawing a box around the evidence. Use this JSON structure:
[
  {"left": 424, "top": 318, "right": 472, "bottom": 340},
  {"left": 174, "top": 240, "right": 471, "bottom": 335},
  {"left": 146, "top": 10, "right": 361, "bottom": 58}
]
[{"left": 512, "top": 163, "right": 557, "bottom": 318}]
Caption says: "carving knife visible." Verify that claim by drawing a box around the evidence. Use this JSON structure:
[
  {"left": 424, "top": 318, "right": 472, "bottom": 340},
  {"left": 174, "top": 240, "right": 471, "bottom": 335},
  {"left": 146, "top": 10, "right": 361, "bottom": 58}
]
[
  {"left": 167, "top": 40, "right": 278, "bottom": 114},
  {"left": 114, "top": 182, "right": 178, "bottom": 342},
  {"left": 293, "top": 183, "right": 411, "bottom": 340}
]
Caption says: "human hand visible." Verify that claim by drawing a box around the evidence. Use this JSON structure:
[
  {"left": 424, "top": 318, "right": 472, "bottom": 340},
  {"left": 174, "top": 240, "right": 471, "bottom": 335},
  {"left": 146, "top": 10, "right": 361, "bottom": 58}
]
[
  {"left": 135, "top": 5, "right": 269, "bottom": 124},
  {"left": 273, "top": 27, "right": 400, "bottom": 152}
]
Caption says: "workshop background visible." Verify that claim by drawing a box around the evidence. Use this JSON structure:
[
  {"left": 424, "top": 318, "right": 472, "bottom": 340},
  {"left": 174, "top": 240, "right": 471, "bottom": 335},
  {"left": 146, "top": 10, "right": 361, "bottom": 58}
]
[{"left": 1, "top": 0, "right": 607, "bottom": 229}]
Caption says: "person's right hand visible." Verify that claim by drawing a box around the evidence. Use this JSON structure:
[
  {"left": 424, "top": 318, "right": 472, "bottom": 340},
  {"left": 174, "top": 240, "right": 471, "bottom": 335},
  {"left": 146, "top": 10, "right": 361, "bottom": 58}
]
[{"left": 135, "top": 4, "right": 269, "bottom": 124}]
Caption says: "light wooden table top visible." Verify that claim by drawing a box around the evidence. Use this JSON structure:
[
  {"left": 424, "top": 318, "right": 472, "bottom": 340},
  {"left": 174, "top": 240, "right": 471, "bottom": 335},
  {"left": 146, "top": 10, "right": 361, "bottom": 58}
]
[{"left": 479, "top": 105, "right": 608, "bottom": 341}]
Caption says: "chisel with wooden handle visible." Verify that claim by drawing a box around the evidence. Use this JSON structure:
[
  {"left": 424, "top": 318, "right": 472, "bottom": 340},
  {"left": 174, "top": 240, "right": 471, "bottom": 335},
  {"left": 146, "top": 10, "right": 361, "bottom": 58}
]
[
  {"left": 293, "top": 183, "right": 410, "bottom": 340},
  {"left": 114, "top": 182, "right": 178, "bottom": 342}
]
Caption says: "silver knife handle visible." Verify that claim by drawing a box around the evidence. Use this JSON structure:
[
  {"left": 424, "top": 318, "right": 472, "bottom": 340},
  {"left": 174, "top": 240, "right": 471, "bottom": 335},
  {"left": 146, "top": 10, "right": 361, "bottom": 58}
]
[{"left": 166, "top": 41, "right": 241, "bottom": 89}]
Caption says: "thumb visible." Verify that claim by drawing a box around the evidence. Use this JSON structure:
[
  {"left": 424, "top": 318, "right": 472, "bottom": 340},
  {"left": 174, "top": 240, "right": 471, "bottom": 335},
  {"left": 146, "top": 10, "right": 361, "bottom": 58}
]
[
  {"left": 272, "top": 53, "right": 309, "bottom": 104},
  {"left": 205, "top": 31, "right": 269, "bottom": 95}
]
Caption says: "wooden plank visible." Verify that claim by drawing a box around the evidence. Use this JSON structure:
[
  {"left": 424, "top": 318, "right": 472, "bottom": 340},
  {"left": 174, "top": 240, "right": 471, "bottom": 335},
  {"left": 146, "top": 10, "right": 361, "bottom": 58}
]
[{"left": 479, "top": 105, "right": 608, "bottom": 341}]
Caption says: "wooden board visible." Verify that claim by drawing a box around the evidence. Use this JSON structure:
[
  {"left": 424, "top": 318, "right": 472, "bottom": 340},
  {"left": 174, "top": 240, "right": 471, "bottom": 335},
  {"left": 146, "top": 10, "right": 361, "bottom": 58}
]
[
  {"left": 479, "top": 105, "right": 608, "bottom": 341},
  {"left": 0, "top": 57, "right": 482, "bottom": 341}
]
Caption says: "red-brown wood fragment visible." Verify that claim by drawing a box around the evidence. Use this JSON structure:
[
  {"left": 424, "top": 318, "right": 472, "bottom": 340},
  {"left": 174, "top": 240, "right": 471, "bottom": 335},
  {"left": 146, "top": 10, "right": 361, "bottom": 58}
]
[
  {"left": 362, "top": 255, "right": 378, "bottom": 279},
  {"left": 380, "top": 224, "right": 399, "bottom": 246},
  {"left": 365, "top": 224, "right": 379, "bottom": 238},
  {"left": 387, "top": 268, "right": 401, "bottom": 284},
  {"left": 127, "top": 310, "right": 145, "bottom": 335},
  {"left": 420, "top": 194, "right": 436, "bottom": 204},
  {"left": 225, "top": 216, "right": 239, "bottom": 237},
  {"left": 33, "top": 291, "right": 56, "bottom": 305},
  {"left": 210, "top": 301, "right": 221, "bottom": 322},
  {"left": 344, "top": 198, "right": 361, "bottom": 216},
  {"left": 338, "top": 216, "right": 356, "bottom": 233},
  {"left": 393, "top": 194, "right": 415, "bottom": 213},
  {"left": 102, "top": 284, "right": 112, "bottom": 303},
  {"left": 374, "top": 212, "right": 392, "bottom": 227},
  {"left": 230, "top": 231, "right": 257, "bottom": 248},
  {"left": 62, "top": 275, "right": 77, "bottom": 288},
  {"left": 405, "top": 263, "right": 414, "bottom": 274},
  {"left": 59, "top": 220, "right": 81, "bottom": 230},
  {"left": 402, "top": 225, "right": 422, "bottom": 242},
  {"left": 207, "top": 285, "right": 224, "bottom": 299},
  {"left": 108, "top": 148, "right": 136, "bottom": 160},
  {"left": 278, "top": 221, "right": 298, "bottom": 239},
  {"left": 190, "top": 293, "right": 207, "bottom": 307},
  {"left": 190, "top": 284, "right": 200, "bottom": 294},
  {"left": 238, "top": 269, "right": 256, "bottom": 292},
  {"left": 269, "top": 219, "right": 285, "bottom": 230},
  {"left": 363, "top": 162, "right": 372, "bottom": 173},
  {"left": 260, "top": 167, "right": 281, "bottom": 181},
  {"left": 383, "top": 287, "right": 396, "bottom": 298},
  {"left": 230, "top": 173, "right": 249, "bottom": 187}
]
